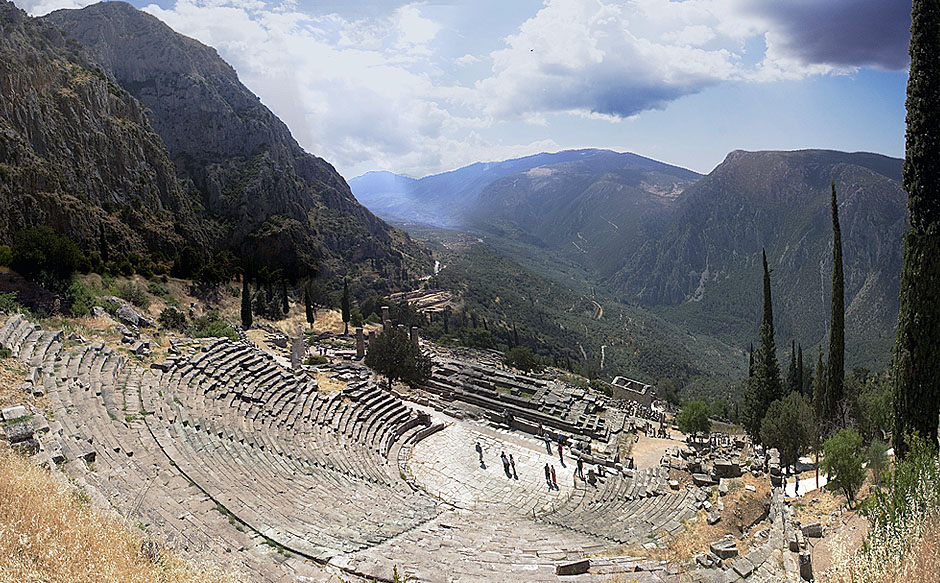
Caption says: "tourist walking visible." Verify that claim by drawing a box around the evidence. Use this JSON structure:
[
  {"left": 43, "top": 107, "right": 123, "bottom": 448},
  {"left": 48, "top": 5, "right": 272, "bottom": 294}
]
[
  {"left": 544, "top": 463, "right": 552, "bottom": 488},
  {"left": 475, "top": 441, "right": 485, "bottom": 468},
  {"left": 509, "top": 454, "right": 517, "bottom": 480},
  {"left": 557, "top": 442, "right": 564, "bottom": 466},
  {"left": 550, "top": 464, "right": 558, "bottom": 490},
  {"left": 543, "top": 431, "right": 552, "bottom": 454},
  {"left": 501, "top": 451, "right": 511, "bottom": 478},
  {"left": 576, "top": 456, "right": 584, "bottom": 480}
]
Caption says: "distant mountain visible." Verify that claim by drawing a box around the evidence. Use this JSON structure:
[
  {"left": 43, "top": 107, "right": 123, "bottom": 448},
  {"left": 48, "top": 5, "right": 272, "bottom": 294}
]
[
  {"left": 0, "top": 0, "right": 203, "bottom": 258},
  {"left": 362, "top": 148, "right": 907, "bottom": 369},
  {"left": 42, "top": 1, "right": 426, "bottom": 277},
  {"left": 612, "top": 149, "right": 907, "bottom": 367},
  {"left": 349, "top": 149, "right": 693, "bottom": 229}
]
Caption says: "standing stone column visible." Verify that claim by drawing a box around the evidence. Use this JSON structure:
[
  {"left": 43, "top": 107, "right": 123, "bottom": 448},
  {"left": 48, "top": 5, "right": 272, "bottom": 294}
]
[
  {"left": 290, "top": 327, "right": 306, "bottom": 373},
  {"left": 356, "top": 327, "right": 365, "bottom": 359},
  {"left": 381, "top": 306, "right": 390, "bottom": 331},
  {"left": 368, "top": 330, "right": 375, "bottom": 347},
  {"left": 410, "top": 326, "right": 419, "bottom": 347}
]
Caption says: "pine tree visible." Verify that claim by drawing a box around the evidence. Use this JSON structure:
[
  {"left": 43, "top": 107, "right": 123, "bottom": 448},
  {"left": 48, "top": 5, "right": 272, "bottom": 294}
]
[
  {"left": 241, "top": 276, "right": 252, "bottom": 329},
  {"left": 341, "top": 278, "right": 350, "bottom": 335},
  {"left": 826, "top": 181, "right": 845, "bottom": 429},
  {"left": 743, "top": 250, "right": 783, "bottom": 441},
  {"left": 894, "top": 0, "right": 940, "bottom": 457}
]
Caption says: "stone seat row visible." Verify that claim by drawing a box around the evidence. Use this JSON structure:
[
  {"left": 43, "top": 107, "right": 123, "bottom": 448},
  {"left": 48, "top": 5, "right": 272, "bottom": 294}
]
[
  {"left": 541, "top": 469, "right": 697, "bottom": 544},
  {"left": 0, "top": 319, "right": 284, "bottom": 582}
]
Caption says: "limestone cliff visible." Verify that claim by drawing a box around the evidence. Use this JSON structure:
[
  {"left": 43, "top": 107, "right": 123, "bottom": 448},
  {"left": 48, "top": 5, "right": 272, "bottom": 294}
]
[
  {"left": 47, "top": 1, "right": 424, "bottom": 277},
  {"left": 0, "top": 0, "right": 202, "bottom": 258}
]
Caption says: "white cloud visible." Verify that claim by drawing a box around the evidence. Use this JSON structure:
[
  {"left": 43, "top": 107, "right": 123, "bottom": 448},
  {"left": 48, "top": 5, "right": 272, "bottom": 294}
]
[
  {"left": 17, "top": 0, "right": 906, "bottom": 177},
  {"left": 13, "top": 0, "right": 96, "bottom": 16}
]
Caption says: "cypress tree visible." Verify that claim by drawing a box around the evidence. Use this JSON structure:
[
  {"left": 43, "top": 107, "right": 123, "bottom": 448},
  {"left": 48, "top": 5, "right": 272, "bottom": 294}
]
[
  {"left": 797, "top": 344, "right": 804, "bottom": 395},
  {"left": 894, "top": 0, "right": 940, "bottom": 457},
  {"left": 786, "top": 340, "right": 798, "bottom": 394},
  {"left": 812, "top": 347, "right": 826, "bottom": 429},
  {"left": 304, "top": 286, "right": 313, "bottom": 328},
  {"left": 748, "top": 343, "right": 754, "bottom": 377},
  {"left": 241, "top": 276, "right": 252, "bottom": 329},
  {"left": 743, "top": 250, "right": 783, "bottom": 441},
  {"left": 341, "top": 278, "right": 350, "bottom": 335},
  {"left": 281, "top": 281, "right": 289, "bottom": 315},
  {"left": 826, "top": 181, "right": 845, "bottom": 429}
]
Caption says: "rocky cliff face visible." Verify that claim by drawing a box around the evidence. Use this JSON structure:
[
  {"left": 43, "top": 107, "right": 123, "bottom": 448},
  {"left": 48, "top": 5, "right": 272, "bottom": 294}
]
[
  {"left": 46, "top": 1, "right": 421, "bottom": 277},
  {"left": 0, "top": 0, "right": 202, "bottom": 258}
]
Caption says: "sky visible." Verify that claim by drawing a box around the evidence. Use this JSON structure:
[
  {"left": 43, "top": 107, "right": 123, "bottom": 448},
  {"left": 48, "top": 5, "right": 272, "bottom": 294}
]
[{"left": 15, "top": 0, "right": 911, "bottom": 180}]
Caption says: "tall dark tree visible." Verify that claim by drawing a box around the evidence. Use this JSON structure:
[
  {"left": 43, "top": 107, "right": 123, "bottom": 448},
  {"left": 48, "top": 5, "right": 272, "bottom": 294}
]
[
  {"left": 748, "top": 343, "right": 754, "bottom": 377},
  {"left": 797, "top": 344, "right": 805, "bottom": 395},
  {"left": 281, "top": 281, "right": 289, "bottom": 315},
  {"left": 826, "top": 181, "right": 846, "bottom": 430},
  {"left": 365, "top": 326, "right": 432, "bottom": 388},
  {"left": 786, "top": 340, "right": 798, "bottom": 394},
  {"left": 241, "top": 276, "right": 252, "bottom": 329},
  {"left": 341, "top": 278, "right": 351, "bottom": 335},
  {"left": 894, "top": 0, "right": 940, "bottom": 457},
  {"left": 304, "top": 287, "right": 314, "bottom": 328},
  {"left": 743, "top": 249, "right": 783, "bottom": 441}
]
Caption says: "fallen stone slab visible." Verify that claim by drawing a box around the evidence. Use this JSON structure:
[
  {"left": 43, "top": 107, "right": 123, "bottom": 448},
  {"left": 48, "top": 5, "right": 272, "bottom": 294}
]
[
  {"left": 707, "top": 512, "right": 722, "bottom": 525},
  {"left": 556, "top": 559, "right": 591, "bottom": 575},
  {"left": 1, "top": 405, "right": 28, "bottom": 422},
  {"left": 731, "top": 558, "right": 754, "bottom": 578},
  {"left": 693, "top": 473, "right": 717, "bottom": 486}
]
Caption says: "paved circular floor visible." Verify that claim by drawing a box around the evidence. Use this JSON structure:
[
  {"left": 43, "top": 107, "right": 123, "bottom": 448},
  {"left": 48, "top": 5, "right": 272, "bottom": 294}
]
[{"left": 408, "top": 421, "right": 577, "bottom": 514}]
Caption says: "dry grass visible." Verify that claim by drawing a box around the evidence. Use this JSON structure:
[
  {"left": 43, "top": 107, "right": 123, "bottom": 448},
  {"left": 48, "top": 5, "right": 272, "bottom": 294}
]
[
  {"left": 0, "top": 447, "right": 238, "bottom": 583},
  {"left": 825, "top": 514, "right": 940, "bottom": 583},
  {"left": 656, "top": 473, "right": 771, "bottom": 563}
]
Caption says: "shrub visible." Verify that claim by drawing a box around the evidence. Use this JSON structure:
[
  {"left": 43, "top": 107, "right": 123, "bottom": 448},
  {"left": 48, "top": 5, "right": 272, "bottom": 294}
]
[
  {"left": 115, "top": 281, "right": 150, "bottom": 310},
  {"left": 158, "top": 307, "right": 187, "bottom": 332},
  {"left": 304, "top": 355, "right": 327, "bottom": 366},
  {"left": 821, "top": 428, "right": 866, "bottom": 506},
  {"left": 67, "top": 280, "right": 97, "bottom": 317},
  {"left": 867, "top": 439, "right": 890, "bottom": 485},
  {"left": 0, "top": 244, "right": 12, "bottom": 266},
  {"left": 0, "top": 292, "right": 26, "bottom": 315},
  {"left": 189, "top": 312, "right": 237, "bottom": 340}
]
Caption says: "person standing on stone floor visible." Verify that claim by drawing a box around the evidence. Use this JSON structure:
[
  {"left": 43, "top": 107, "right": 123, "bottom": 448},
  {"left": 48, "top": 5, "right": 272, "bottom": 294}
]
[
  {"left": 544, "top": 431, "right": 552, "bottom": 454},
  {"left": 576, "top": 456, "right": 584, "bottom": 480},
  {"left": 557, "top": 441, "right": 564, "bottom": 466},
  {"left": 509, "top": 454, "right": 517, "bottom": 480},
  {"left": 501, "top": 451, "right": 511, "bottom": 478},
  {"left": 476, "top": 441, "right": 485, "bottom": 468},
  {"left": 550, "top": 464, "right": 558, "bottom": 490},
  {"left": 544, "top": 463, "right": 552, "bottom": 488}
]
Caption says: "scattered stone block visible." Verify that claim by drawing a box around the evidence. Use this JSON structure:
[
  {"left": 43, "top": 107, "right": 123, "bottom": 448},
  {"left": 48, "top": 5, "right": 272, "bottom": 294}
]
[
  {"left": 668, "top": 479, "right": 679, "bottom": 490},
  {"left": 745, "top": 484, "right": 756, "bottom": 492},
  {"left": 801, "top": 522, "right": 823, "bottom": 538},
  {"left": 556, "top": 559, "right": 590, "bottom": 575},
  {"left": 718, "top": 481, "right": 730, "bottom": 496},
  {"left": 731, "top": 558, "right": 754, "bottom": 578},
  {"left": 3, "top": 419, "right": 33, "bottom": 443},
  {"left": 707, "top": 512, "right": 721, "bottom": 525},
  {"left": 31, "top": 415, "right": 49, "bottom": 434},
  {"left": 693, "top": 473, "right": 717, "bottom": 486},
  {"left": 799, "top": 551, "right": 813, "bottom": 581},
  {"left": 1, "top": 405, "right": 28, "bottom": 421},
  {"left": 709, "top": 538, "right": 738, "bottom": 559}
]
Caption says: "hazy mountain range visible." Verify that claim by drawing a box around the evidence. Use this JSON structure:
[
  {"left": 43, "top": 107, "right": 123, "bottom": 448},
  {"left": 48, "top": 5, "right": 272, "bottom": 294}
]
[{"left": 352, "top": 149, "right": 907, "bottom": 367}]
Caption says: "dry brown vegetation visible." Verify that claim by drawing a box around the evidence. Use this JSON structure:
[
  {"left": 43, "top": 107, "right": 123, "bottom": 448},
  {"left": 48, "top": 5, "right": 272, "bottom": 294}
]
[
  {"left": 657, "top": 474, "right": 771, "bottom": 563},
  {"left": 0, "top": 447, "right": 237, "bottom": 583}
]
